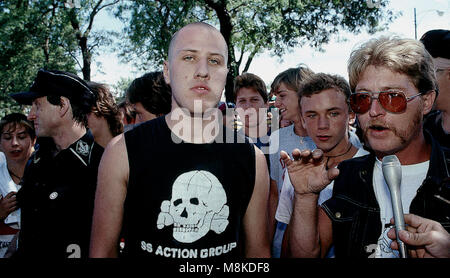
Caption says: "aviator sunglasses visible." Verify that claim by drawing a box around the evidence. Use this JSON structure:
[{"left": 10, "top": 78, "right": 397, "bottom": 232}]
[{"left": 349, "top": 90, "right": 423, "bottom": 114}]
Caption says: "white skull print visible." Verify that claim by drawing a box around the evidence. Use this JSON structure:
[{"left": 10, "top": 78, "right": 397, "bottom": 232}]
[{"left": 157, "top": 170, "right": 229, "bottom": 243}]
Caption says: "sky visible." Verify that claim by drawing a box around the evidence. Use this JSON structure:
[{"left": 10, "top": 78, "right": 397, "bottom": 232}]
[{"left": 90, "top": 0, "right": 450, "bottom": 92}]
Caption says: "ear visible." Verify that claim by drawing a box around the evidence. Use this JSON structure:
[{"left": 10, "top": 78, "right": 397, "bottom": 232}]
[
  {"left": 348, "top": 110, "right": 356, "bottom": 125},
  {"left": 59, "top": 97, "right": 71, "bottom": 118},
  {"left": 299, "top": 108, "right": 307, "bottom": 129},
  {"left": 31, "top": 137, "right": 37, "bottom": 147},
  {"left": 422, "top": 90, "right": 436, "bottom": 116},
  {"left": 163, "top": 61, "right": 171, "bottom": 85}
]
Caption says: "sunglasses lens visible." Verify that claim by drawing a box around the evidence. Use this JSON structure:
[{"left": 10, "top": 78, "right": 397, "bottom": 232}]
[
  {"left": 350, "top": 91, "right": 408, "bottom": 114},
  {"left": 379, "top": 91, "right": 407, "bottom": 113},
  {"left": 350, "top": 93, "right": 370, "bottom": 113}
]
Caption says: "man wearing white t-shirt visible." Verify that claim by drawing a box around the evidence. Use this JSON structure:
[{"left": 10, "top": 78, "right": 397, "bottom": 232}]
[
  {"left": 267, "top": 66, "right": 316, "bottom": 258},
  {"left": 275, "top": 73, "right": 368, "bottom": 257},
  {"left": 282, "top": 37, "right": 450, "bottom": 258}
]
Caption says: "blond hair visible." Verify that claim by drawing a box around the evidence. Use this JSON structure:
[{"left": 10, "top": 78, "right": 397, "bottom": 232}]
[{"left": 348, "top": 36, "right": 437, "bottom": 94}]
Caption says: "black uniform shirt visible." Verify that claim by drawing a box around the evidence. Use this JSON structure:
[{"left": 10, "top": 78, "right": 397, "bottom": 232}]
[{"left": 16, "top": 131, "right": 99, "bottom": 258}]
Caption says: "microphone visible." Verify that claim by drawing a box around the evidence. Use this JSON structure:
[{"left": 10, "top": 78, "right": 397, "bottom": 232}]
[{"left": 382, "top": 155, "right": 408, "bottom": 258}]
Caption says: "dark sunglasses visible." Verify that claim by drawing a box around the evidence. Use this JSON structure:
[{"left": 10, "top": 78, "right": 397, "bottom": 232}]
[{"left": 349, "top": 90, "right": 423, "bottom": 114}]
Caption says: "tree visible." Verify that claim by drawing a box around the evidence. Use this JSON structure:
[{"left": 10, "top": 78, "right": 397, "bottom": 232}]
[
  {"left": 0, "top": 0, "right": 78, "bottom": 117},
  {"left": 65, "top": 0, "right": 120, "bottom": 80},
  {"left": 114, "top": 0, "right": 397, "bottom": 102},
  {"left": 0, "top": 0, "right": 120, "bottom": 116}
]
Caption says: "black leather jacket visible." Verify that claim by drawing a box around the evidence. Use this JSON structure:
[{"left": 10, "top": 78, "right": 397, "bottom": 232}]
[{"left": 322, "top": 132, "right": 450, "bottom": 257}]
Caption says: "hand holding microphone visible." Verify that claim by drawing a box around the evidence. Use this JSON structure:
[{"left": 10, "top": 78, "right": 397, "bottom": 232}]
[{"left": 382, "top": 155, "right": 408, "bottom": 258}]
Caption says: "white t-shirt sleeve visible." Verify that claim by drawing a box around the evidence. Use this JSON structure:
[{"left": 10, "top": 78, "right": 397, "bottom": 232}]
[
  {"left": 275, "top": 169, "right": 294, "bottom": 224},
  {"left": 318, "top": 181, "right": 334, "bottom": 206}
]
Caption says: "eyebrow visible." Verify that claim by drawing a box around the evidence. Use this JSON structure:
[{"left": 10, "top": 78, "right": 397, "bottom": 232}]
[
  {"left": 303, "top": 107, "right": 343, "bottom": 114},
  {"left": 355, "top": 86, "right": 406, "bottom": 92},
  {"left": 178, "top": 49, "right": 225, "bottom": 58}
]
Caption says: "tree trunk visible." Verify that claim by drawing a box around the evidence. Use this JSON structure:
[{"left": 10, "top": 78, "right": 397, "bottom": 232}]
[
  {"left": 204, "top": 0, "right": 235, "bottom": 103},
  {"left": 79, "top": 36, "right": 91, "bottom": 81}
]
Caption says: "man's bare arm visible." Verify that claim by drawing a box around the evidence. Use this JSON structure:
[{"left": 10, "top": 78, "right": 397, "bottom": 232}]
[
  {"left": 280, "top": 149, "right": 337, "bottom": 258},
  {"left": 243, "top": 146, "right": 271, "bottom": 258},
  {"left": 89, "top": 134, "right": 129, "bottom": 258},
  {"left": 268, "top": 179, "right": 278, "bottom": 243}
]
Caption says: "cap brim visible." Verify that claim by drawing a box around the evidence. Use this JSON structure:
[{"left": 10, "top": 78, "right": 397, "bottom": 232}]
[{"left": 9, "top": 91, "right": 42, "bottom": 105}]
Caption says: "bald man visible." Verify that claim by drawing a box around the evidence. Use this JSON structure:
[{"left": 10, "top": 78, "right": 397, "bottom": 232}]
[{"left": 89, "top": 22, "right": 270, "bottom": 258}]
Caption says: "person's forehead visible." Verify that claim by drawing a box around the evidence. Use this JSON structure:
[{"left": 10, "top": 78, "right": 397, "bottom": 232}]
[
  {"left": 301, "top": 88, "right": 347, "bottom": 109},
  {"left": 237, "top": 87, "right": 262, "bottom": 98},
  {"left": 275, "top": 82, "right": 296, "bottom": 93},
  {"left": 32, "top": 95, "right": 47, "bottom": 104},
  {"left": 1, "top": 123, "right": 26, "bottom": 134},
  {"left": 355, "top": 65, "right": 415, "bottom": 91},
  {"left": 172, "top": 25, "right": 227, "bottom": 56}
]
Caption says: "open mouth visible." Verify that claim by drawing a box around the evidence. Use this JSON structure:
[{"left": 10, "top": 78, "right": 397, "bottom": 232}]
[{"left": 369, "top": 124, "right": 388, "bottom": 131}]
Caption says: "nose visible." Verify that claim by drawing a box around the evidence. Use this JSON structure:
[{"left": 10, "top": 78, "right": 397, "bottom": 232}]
[
  {"left": 27, "top": 104, "right": 37, "bottom": 121},
  {"left": 194, "top": 58, "right": 210, "bottom": 80},
  {"left": 318, "top": 116, "right": 330, "bottom": 130},
  {"left": 241, "top": 101, "right": 251, "bottom": 110},
  {"left": 11, "top": 136, "right": 19, "bottom": 146},
  {"left": 368, "top": 97, "right": 386, "bottom": 118}
]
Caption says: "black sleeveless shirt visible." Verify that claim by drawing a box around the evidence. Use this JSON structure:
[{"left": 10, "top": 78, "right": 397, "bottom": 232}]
[{"left": 122, "top": 116, "right": 256, "bottom": 258}]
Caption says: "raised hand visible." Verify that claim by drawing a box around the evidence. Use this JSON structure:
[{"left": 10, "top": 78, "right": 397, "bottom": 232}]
[{"left": 280, "top": 149, "right": 339, "bottom": 195}]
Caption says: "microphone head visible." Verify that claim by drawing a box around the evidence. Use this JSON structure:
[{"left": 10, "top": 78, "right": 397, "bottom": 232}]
[
  {"left": 382, "top": 155, "right": 401, "bottom": 167},
  {"left": 382, "top": 155, "right": 402, "bottom": 192}
]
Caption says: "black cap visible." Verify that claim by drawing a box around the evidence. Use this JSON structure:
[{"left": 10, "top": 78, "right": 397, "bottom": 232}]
[
  {"left": 10, "top": 69, "right": 96, "bottom": 109},
  {"left": 420, "top": 29, "right": 450, "bottom": 59}
]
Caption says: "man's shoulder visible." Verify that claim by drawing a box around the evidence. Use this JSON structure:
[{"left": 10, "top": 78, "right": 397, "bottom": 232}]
[{"left": 338, "top": 152, "right": 373, "bottom": 171}]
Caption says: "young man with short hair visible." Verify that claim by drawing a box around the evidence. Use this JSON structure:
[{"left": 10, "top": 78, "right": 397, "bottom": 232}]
[
  {"left": 268, "top": 66, "right": 316, "bottom": 257},
  {"left": 90, "top": 22, "right": 270, "bottom": 258},
  {"left": 234, "top": 72, "right": 271, "bottom": 157},
  {"left": 275, "top": 73, "right": 369, "bottom": 257},
  {"left": 126, "top": 71, "right": 172, "bottom": 124}
]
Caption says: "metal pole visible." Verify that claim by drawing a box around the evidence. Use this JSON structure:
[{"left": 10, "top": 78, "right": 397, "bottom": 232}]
[{"left": 414, "top": 8, "right": 417, "bottom": 39}]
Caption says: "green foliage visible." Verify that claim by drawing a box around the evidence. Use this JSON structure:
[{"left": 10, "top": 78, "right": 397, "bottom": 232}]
[
  {"left": 0, "top": 0, "right": 78, "bottom": 115},
  {"left": 113, "top": 0, "right": 397, "bottom": 101}
]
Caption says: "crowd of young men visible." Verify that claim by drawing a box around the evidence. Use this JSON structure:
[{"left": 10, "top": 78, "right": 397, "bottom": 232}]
[{"left": 3, "top": 23, "right": 450, "bottom": 259}]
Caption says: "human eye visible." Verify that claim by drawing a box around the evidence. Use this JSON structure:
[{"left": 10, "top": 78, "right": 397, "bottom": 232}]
[
  {"left": 330, "top": 111, "right": 340, "bottom": 117},
  {"left": 1, "top": 134, "right": 11, "bottom": 140},
  {"left": 386, "top": 90, "right": 403, "bottom": 97},
  {"left": 18, "top": 133, "right": 28, "bottom": 140},
  {"left": 208, "top": 57, "right": 221, "bottom": 65},
  {"left": 355, "top": 92, "right": 370, "bottom": 100}
]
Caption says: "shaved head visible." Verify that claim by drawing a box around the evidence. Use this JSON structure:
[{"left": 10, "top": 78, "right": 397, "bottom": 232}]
[{"left": 168, "top": 22, "right": 228, "bottom": 63}]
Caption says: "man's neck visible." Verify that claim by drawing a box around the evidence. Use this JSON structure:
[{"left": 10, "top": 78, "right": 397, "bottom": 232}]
[
  {"left": 6, "top": 158, "right": 27, "bottom": 182},
  {"left": 93, "top": 123, "right": 113, "bottom": 148},
  {"left": 165, "top": 110, "right": 220, "bottom": 144},
  {"left": 324, "top": 137, "right": 358, "bottom": 168},
  {"left": 292, "top": 119, "right": 308, "bottom": 137},
  {"left": 52, "top": 123, "right": 87, "bottom": 152},
  {"left": 243, "top": 122, "right": 269, "bottom": 139}
]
